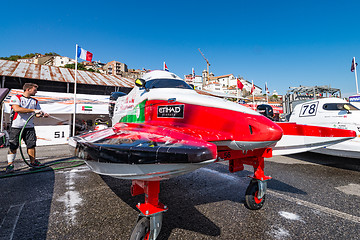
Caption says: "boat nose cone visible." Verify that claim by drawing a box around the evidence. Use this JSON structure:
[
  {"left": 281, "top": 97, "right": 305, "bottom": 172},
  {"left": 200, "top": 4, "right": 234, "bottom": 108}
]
[
  {"left": 230, "top": 113, "right": 283, "bottom": 151},
  {"left": 249, "top": 114, "right": 283, "bottom": 142}
]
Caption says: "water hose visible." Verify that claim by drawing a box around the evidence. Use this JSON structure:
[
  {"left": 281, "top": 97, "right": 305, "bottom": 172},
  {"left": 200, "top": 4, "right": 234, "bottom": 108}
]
[
  {"left": 2, "top": 112, "right": 84, "bottom": 178},
  {"left": 18, "top": 112, "right": 37, "bottom": 167}
]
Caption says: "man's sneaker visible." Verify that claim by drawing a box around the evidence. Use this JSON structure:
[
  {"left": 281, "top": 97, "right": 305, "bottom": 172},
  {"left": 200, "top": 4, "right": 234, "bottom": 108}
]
[
  {"left": 30, "top": 160, "right": 44, "bottom": 168},
  {"left": 6, "top": 164, "right": 15, "bottom": 174}
]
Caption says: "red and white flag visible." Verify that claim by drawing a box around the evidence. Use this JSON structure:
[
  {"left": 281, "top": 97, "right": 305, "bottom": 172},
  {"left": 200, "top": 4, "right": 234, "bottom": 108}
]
[
  {"left": 237, "top": 78, "right": 244, "bottom": 90},
  {"left": 251, "top": 80, "right": 255, "bottom": 94},
  {"left": 163, "top": 62, "right": 169, "bottom": 71},
  {"left": 77, "top": 46, "right": 93, "bottom": 62},
  {"left": 265, "top": 82, "right": 270, "bottom": 94}
]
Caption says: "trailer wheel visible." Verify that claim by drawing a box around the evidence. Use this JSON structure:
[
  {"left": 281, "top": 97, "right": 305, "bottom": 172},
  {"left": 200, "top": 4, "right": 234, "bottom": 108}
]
[
  {"left": 245, "top": 180, "right": 266, "bottom": 210},
  {"left": 130, "top": 217, "right": 150, "bottom": 240}
]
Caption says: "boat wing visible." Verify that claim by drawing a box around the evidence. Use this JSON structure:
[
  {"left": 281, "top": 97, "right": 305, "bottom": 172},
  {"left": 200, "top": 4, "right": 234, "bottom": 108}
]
[
  {"left": 272, "top": 122, "right": 357, "bottom": 155},
  {"left": 69, "top": 122, "right": 218, "bottom": 165}
]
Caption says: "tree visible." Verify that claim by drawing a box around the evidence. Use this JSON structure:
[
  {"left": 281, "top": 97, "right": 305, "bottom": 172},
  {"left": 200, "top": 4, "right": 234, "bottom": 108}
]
[
  {"left": 63, "top": 63, "right": 99, "bottom": 73},
  {"left": 64, "top": 63, "right": 87, "bottom": 71},
  {"left": 45, "top": 52, "right": 59, "bottom": 56},
  {"left": 0, "top": 52, "right": 59, "bottom": 61},
  {"left": 270, "top": 95, "right": 279, "bottom": 102}
]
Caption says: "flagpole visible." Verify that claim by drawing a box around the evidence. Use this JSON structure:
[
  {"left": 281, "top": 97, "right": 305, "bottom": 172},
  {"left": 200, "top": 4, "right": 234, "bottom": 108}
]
[
  {"left": 72, "top": 44, "right": 78, "bottom": 136},
  {"left": 355, "top": 58, "right": 359, "bottom": 94},
  {"left": 252, "top": 80, "right": 255, "bottom": 110},
  {"left": 266, "top": 82, "right": 268, "bottom": 103}
]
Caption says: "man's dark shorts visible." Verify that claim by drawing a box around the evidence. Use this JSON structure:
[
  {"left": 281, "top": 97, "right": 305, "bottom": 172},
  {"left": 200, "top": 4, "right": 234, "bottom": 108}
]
[{"left": 9, "top": 127, "right": 37, "bottom": 150}]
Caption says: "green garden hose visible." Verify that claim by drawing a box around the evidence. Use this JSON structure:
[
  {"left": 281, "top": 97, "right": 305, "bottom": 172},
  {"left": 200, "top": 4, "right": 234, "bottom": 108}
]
[{"left": 1, "top": 112, "right": 84, "bottom": 178}]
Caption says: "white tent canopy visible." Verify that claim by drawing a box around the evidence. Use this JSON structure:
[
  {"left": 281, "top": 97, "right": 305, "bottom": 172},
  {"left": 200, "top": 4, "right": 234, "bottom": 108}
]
[
  {"left": 3, "top": 89, "right": 109, "bottom": 114},
  {"left": 1, "top": 89, "right": 110, "bottom": 145}
]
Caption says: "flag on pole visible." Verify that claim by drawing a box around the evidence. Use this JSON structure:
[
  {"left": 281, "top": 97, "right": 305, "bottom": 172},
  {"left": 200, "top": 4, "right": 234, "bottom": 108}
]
[
  {"left": 77, "top": 46, "right": 93, "bottom": 62},
  {"left": 265, "top": 82, "right": 270, "bottom": 94},
  {"left": 192, "top": 68, "right": 195, "bottom": 79},
  {"left": 163, "top": 62, "right": 169, "bottom": 71},
  {"left": 237, "top": 78, "right": 244, "bottom": 90},
  {"left": 250, "top": 81, "right": 255, "bottom": 94},
  {"left": 351, "top": 57, "right": 358, "bottom": 72}
]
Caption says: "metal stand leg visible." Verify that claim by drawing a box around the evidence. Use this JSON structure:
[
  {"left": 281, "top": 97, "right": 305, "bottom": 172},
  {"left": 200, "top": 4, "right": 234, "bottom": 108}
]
[{"left": 131, "top": 180, "right": 168, "bottom": 240}]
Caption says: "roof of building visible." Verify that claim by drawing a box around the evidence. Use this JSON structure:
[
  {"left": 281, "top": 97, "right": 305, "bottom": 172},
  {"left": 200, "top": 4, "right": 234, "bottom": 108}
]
[
  {"left": 243, "top": 79, "right": 261, "bottom": 89},
  {"left": 0, "top": 59, "right": 134, "bottom": 88},
  {"left": 209, "top": 74, "right": 233, "bottom": 79}
]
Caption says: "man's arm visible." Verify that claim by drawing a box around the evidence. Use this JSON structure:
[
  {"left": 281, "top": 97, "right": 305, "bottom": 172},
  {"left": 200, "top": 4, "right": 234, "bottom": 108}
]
[{"left": 12, "top": 104, "right": 38, "bottom": 113}]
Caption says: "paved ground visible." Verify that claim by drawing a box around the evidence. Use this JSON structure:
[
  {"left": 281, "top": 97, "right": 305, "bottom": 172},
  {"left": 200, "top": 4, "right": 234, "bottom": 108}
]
[{"left": 0, "top": 144, "right": 360, "bottom": 240}]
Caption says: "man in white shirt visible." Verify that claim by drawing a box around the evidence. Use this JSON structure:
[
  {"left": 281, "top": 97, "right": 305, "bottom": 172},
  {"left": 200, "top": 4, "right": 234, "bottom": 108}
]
[{"left": 6, "top": 83, "right": 49, "bottom": 173}]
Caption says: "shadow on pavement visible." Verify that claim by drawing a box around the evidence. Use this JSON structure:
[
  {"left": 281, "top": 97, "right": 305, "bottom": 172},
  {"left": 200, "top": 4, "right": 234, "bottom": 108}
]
[
  {"left": 287, "top": 152, "right": 360, "bottom": 172},
  {"left": 0, "top": 162, "right": 55, "bottom": 240},
  {"left": 100, "top": 161, "right": 307, "bottom": 239}
]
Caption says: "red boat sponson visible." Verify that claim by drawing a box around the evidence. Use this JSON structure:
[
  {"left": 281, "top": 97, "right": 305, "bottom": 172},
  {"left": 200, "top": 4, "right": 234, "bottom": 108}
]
[
  {"left": 277, "top": 122, "right": 357, "bottom": 138},
  {"left": 69, "top": 123, "right": 219, "bottom": 180},
  {"left": 273, "top": 122, "right": 356, "bottom": 155},
  {"left": 144, "top": 100, "right": 283, "bottom": 150}
]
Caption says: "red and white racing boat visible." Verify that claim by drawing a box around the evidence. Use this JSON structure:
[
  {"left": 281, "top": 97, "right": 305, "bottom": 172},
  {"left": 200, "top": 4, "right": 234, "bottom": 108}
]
[
  {"left": 69, "top": 70, "right": 356, "bottom": 239},
  {"left": 289, "top": 97, "right": 360, "bottom": 158}
]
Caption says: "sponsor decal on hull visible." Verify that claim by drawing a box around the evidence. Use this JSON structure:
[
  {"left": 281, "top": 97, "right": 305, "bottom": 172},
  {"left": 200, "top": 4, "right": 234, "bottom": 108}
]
[{"left": 157, "top": 105, "right": 184, "bottom": 118}]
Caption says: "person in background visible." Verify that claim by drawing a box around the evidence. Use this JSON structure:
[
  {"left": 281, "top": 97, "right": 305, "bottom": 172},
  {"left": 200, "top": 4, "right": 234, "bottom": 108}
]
[{"left": 6, "top": 83, "right": 49, "bottom": 173}]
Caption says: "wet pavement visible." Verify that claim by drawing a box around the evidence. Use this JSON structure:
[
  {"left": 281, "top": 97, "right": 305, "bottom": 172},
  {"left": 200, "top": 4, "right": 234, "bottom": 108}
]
[{"left": 0, "top": 145, "right": 360, "bottom": 239}]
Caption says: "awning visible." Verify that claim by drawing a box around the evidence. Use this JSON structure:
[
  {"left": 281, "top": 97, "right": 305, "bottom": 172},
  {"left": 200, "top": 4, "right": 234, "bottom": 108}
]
[{"left": 3, "top": 89, "right": 109, "bottom": 114}]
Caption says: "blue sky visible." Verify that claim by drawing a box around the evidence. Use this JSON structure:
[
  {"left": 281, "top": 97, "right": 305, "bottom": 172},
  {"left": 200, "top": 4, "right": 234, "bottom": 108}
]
[{"left": 1, "top": 0, "right": 360, "bottom": 96}]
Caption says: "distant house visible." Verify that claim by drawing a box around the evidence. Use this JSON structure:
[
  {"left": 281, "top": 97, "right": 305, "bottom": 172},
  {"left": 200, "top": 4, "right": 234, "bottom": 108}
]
[
  {"left": 123, "top": 69, "right": 147, "bottom": 80},
  {"left": 184, "top": 74, "right": 203, "bottom": 89},
  {"left": 17, "top": 58, "right": 35, "bottom": 64},
  {"left": 241, "top": 80, "right": 262, "bottom": 95},
  {"left": 203, "top": 81, "right": 224, "bottom": 92},
  {"left": 209, "top": 74, "right": 237, "bottom": 88},
  {"left": 104, "top": 61, "right": 128, "bottom": 76},
  {"left": 35, "top": 55, "right": 75, "bottom": 67}
]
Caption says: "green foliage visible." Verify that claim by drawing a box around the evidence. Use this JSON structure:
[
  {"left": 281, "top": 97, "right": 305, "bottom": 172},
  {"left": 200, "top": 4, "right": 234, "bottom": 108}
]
[
  {"left": 0, "top": 55, "right": 21, "bottom": 61},
  {"left": 269, "top": 94, "right": 279, "bottom": 102},
  {"left": 44, "top": 52, "right": 59, "bottom": 56},
  {"left": 0, "top": 52, "right": 59, "bottom": 61},
  {"left": 64, "top": 63, "right": 86, "bottom": 70},
  {"left": 63, "top": 63, "right": 98, "bottom": 73}
]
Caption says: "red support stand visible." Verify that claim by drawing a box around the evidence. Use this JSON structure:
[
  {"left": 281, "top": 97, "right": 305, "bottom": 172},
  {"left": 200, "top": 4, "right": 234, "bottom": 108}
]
[
  {"left": 131, "top": 180, "right": 168, "bottom": 216},
  {"left": 218, "top": 148, "right": 272, "bottom": 181}
]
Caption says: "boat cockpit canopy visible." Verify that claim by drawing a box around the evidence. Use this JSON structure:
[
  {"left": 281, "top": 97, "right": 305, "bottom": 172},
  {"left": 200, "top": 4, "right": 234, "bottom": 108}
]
[
  {"left": 145, "top": 79, "right": 193, "bottom": 90},
  {"left": 323, "top": 103, "right": 359, "bottom": 111}
]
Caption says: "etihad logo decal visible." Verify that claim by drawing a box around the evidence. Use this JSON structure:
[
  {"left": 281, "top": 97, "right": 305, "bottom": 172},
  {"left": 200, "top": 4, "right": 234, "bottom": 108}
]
[{"left": 157, "top": 105, "right": 184, "bottom": 118}]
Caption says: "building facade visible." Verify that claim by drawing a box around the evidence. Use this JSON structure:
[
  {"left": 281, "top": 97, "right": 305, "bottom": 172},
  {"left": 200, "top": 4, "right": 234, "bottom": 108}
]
[
  {"left": 104, "top": 61, "right": 128, "bottom": 76},
  {"left": 34, "top": 55, "right": 75, "bottom": 67},
  {"left": 210, "top": 74, "right": 237, "bottom": 88},
  {"left": 184, "top": 74, "right": 203, "bottom": 89}
]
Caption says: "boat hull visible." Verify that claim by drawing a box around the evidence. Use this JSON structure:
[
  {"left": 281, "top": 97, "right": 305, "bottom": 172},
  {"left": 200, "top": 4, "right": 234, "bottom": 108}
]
[
  {"left": 85, "top": 159, "right": 216, "bottom": 180},
  {"left": 68, "top": 123, "right": 218, "bottom": 180},
  {"left": 310, "top": 137, "right": 360, "bottom": 159}
]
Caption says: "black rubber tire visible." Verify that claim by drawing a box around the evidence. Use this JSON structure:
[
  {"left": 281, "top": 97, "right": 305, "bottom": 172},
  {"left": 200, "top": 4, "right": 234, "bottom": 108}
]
[
  {"left": 130, "top": 217, "right": 150, "bottom": 240},
  {"left": 245, "top": 180, "right": 266, "bottom": 210}
]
